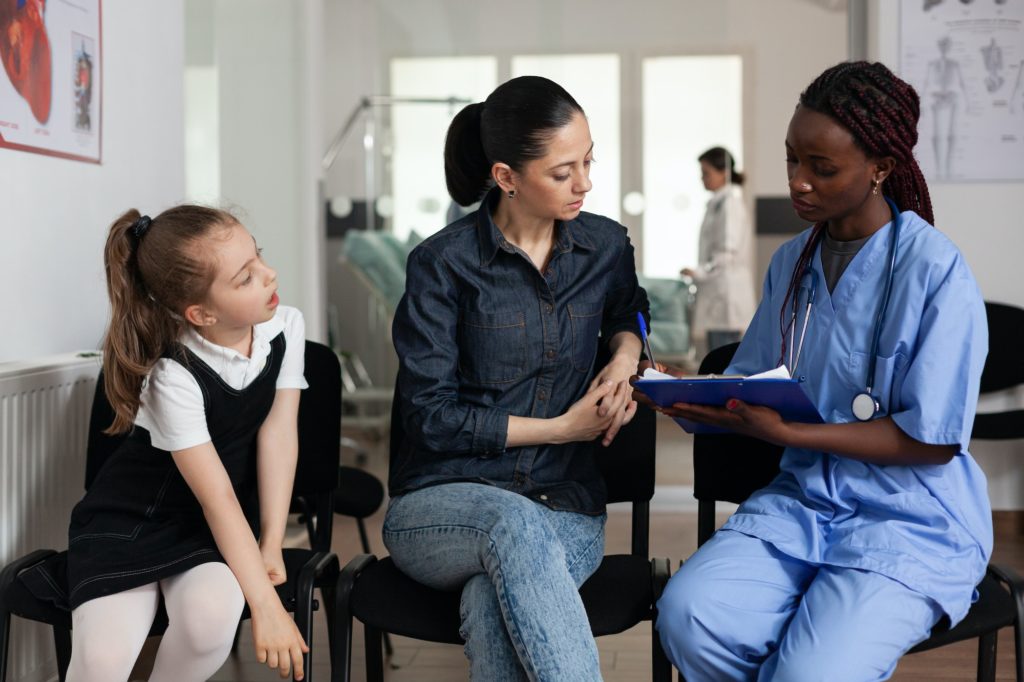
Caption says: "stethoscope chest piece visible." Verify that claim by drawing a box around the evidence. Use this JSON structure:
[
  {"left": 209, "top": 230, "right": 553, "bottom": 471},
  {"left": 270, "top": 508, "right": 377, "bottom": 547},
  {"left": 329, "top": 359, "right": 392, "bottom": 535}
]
[{"left": 852, "top": 392, "right": 879, "bottom": 422}]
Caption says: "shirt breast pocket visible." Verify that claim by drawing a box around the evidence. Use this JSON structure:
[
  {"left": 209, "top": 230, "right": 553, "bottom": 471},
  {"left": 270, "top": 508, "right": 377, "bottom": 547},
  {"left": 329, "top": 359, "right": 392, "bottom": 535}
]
[
  {"left": 568, "top": 300, "right": 604, "bottom": 374},
  {"left": 458, "top": 310, "right": 526, "bottom": 384},
  {"left": 849, "top": 350, "right": 909, "bottom": 417}
]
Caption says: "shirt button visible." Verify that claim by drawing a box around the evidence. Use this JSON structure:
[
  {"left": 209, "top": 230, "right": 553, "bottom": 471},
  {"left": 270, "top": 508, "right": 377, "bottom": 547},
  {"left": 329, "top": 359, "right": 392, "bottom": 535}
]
[
  {"left": 539, "top": 494, "right": 549, "bottom": 501},
  {"left": 537, "top": 390, "right": 547, "bottom": 401},
  {"left": 545, "top": 349, "right": 556, "bottom": 359},
  {"left": 545, "top": 304, "right": 554, "bottom": 314}
]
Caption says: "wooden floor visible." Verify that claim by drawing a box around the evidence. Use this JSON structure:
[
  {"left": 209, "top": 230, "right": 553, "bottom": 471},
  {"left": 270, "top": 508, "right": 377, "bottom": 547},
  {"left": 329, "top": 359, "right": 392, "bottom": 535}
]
[{"left": 153, "top": 416, "right": 1023, "bottom": 681}]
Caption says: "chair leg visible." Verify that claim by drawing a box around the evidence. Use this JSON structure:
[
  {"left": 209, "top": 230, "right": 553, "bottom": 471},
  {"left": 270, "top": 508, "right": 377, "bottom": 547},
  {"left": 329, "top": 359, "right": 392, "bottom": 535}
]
[
  {"left": 53, "top": 625, "right": 71, "bottom": 682},
  {"left": 355, "top": 519, "right": 394, "bottom": 662},
  {"left": 978, "top": 631, "right": 998, "bottom": 682},
  {"left": 295, "top": 588, "right": 315, "bottom": 682},
  {"left": 320, "top": 575, "right": 342, "bottom": 682},
  {"left": 365, "top": 625, "right": 384, "bottom": 682},
  {"left": 1016, "top": 620, "right": 1024, "bottom": 682},
  {"left": 652, "top": 620, "right": 672, "bottom": 682}
]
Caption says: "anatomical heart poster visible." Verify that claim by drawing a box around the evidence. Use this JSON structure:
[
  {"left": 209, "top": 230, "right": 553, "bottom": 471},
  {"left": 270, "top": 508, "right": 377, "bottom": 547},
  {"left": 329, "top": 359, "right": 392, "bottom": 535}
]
[{"left": 0, "top": 0, "right": 101, "bottom": 163}]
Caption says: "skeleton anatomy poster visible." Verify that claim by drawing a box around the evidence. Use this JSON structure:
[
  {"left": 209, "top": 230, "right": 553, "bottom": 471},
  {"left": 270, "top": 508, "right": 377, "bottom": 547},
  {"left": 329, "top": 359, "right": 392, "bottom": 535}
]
[
  {"left": 900, "top": 0, "right": 1024, "bottom": 182},
  {"left": 0, "top": 0, "right": 101, "bottom": 163}
]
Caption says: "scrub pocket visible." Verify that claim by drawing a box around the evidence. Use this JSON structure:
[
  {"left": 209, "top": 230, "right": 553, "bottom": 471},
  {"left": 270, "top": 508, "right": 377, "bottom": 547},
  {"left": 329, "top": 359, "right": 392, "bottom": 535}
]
[
  {"left": 458, "top": 310, "right": 526, "bottom": 384},
  {"left": 849, "top": 350, "right": 908, "bottom": 417}
]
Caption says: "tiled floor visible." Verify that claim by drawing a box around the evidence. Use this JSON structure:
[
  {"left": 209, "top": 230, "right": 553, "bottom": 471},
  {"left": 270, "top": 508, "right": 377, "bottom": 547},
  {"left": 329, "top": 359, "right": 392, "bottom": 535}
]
[{"left": 136, "top": 414, "right": 1023, "bottom": 680}]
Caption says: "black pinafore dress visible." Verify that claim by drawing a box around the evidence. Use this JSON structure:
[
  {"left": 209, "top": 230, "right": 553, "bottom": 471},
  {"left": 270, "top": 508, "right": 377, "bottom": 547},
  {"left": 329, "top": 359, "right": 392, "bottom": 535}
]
[{"left": 59, "top": 332, "right": 285, "bottom": 610}]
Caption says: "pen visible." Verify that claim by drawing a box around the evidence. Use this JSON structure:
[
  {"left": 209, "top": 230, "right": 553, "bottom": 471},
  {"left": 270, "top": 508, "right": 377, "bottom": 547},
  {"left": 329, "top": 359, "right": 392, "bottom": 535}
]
[{"left": 637, "top": 311, "right": 657, "bottom": 367}]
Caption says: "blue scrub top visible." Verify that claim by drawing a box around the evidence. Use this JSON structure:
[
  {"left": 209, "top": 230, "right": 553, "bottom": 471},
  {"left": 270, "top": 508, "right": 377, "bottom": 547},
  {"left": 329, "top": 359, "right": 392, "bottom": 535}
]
[{"left": 725, "top": 210, "right": 992, "bottom": 625}]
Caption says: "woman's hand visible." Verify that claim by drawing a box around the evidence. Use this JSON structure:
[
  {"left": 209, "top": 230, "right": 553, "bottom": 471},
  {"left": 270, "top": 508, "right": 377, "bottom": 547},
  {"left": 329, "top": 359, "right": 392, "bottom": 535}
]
[
  {"left": 590, "top": 352, "right": 641, "bottom": 446},
  {"left": 251, "top": 597, "right": 310, "bottom": 680},
  {"left": 553, "top": 381, "right": 618, "bottom": 444},
  {"left": 260, "top": 545, "right": 287, "bottom": 586},
  {"left": 661, "top": 398, "right": 790, "bottom": 445}
]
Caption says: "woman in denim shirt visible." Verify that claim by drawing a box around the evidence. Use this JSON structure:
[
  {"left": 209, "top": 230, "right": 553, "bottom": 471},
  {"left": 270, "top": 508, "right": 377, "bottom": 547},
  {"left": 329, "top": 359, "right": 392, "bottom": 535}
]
[{"left": 385, "top": 76, "right": 649, "bottom": 681}]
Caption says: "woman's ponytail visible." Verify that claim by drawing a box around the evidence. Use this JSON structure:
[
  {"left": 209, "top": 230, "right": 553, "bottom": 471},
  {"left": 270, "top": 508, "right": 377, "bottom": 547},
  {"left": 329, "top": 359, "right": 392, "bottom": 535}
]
[{"left": 444, "top": 102, "right": 491, "bottom": 207}]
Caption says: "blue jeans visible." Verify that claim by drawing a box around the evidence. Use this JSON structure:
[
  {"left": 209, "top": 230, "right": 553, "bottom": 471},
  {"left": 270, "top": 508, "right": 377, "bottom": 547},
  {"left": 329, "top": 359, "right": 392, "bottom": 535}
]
[{"left": 383, "top": 482, "right": 606, "bottom": 681}]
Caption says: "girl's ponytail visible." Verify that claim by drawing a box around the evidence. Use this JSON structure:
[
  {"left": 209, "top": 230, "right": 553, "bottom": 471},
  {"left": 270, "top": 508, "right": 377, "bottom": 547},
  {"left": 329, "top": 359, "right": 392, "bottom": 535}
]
[{"left": 101, "top": 210, "right": 181, "bottom": 433}]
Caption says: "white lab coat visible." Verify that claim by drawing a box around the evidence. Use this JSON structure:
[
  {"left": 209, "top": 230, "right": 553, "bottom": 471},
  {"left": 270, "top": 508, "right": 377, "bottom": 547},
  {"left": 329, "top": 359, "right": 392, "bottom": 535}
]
[{"left": 689, "top": 184, "right": 757, "bottom": 338}]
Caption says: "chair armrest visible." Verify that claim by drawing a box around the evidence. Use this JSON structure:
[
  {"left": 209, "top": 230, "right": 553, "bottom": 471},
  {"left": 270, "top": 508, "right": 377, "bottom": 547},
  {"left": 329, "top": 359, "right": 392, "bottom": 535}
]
[
  {"left": 651, "top": 557, "right": 671, "bottom": 602},
  {"left": 0, "top": 549, "right": 58, "bottom": 594}
]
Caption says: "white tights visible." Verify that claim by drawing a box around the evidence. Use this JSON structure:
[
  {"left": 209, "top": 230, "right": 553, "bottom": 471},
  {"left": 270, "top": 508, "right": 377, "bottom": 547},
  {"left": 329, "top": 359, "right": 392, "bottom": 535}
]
[{"left": 66, "top": 562, "right": 245, "bottom": 682}]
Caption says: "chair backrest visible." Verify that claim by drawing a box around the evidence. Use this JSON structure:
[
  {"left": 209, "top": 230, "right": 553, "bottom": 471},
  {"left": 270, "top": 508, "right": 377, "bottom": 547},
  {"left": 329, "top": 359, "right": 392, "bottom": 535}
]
[
  {"left": 594, "top": 402, "right": 657, "bottom": 558},
  {"left": 84, "top": 340, "right": 340, "bottom": 550},
  {"left": 693, "top": 342, "right": 784, "bottom": 546},
  {"left": 979, "top": 301, "right": 1024, "bottom": 394}
]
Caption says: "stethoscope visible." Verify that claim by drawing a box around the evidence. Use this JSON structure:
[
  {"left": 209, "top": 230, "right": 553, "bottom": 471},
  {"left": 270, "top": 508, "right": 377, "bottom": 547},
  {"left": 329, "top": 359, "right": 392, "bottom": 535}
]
[{"left": 787, "top": 196, "right": 902, "bottom": 422}]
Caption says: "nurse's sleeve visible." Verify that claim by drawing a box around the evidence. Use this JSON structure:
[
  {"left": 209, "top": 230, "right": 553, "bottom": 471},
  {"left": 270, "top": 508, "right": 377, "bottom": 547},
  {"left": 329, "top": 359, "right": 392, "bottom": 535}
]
[{"left": 891, "top": 260, "right": 988, "bottom": 450}]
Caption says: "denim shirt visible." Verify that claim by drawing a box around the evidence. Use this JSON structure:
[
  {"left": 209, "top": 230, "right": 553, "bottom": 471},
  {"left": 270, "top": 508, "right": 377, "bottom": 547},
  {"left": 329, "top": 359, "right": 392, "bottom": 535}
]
[{"left": 389, "top": 188, "right": 650, "bottom": 514}]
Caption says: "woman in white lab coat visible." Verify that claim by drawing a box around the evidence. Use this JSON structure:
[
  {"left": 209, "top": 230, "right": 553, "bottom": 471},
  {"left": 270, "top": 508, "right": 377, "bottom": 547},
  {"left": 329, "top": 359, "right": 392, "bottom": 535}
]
[{"left": 681, "top": 147, "right": 757, "bottom": 354}]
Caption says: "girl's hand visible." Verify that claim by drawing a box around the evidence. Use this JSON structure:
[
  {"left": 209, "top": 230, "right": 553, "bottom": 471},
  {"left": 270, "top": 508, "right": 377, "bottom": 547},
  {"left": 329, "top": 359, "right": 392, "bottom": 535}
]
[
  {"left": 261, "top": 545, "right": 287, "bottom": 586},
  {"left": 662, "top": 398, "right": 790, "bottom": 445},
  {"left": 251, "top": 598, "right": 309, "bottom": 680}
]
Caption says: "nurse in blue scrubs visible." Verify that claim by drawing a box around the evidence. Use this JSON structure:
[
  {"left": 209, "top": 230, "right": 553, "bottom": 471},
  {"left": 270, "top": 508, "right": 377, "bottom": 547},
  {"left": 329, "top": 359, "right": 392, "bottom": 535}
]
[{"left": 652, "top": 61, "right": 991, "bottom": 681}]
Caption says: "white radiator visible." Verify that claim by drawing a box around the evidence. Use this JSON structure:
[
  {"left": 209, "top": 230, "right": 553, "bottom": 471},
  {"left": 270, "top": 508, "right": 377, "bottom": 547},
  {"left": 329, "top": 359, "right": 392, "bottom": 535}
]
[{"left": 0, "top": 353, "right": 101, "bottom": 682}]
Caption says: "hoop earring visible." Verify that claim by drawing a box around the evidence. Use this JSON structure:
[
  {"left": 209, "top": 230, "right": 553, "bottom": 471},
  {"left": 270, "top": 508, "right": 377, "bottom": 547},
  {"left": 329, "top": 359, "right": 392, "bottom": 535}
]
[{"left": 507, "top": 189, "right": 516, "bottom": 199}]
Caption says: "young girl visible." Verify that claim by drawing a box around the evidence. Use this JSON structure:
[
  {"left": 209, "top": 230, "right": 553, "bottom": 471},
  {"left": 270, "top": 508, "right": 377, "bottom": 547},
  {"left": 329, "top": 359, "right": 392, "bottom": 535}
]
[
  {"left": 64, "top": 206, "right": 309, "bottom": 681},
  {"left": 653, "top": 61, "right": 991, "bottom": 681}
]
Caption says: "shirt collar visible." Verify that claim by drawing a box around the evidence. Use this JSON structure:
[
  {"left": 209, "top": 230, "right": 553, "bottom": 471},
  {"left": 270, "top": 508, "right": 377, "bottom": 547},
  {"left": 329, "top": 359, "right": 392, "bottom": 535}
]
[
  {"left": 183, "top": 312, "right": 285, "bottom": 361},
  {"left": 476, "top": 186, "right": 596, "bottom": 267}
]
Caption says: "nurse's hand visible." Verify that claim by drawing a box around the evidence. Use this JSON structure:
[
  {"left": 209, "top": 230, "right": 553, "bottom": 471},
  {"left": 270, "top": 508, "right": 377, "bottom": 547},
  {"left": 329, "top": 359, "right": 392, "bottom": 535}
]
[
  {"left": 629, "top": 361, "right": 688, "bottom": 409},
  {"left": 662, "top": 398, "right": 789, "bottom": 445}
]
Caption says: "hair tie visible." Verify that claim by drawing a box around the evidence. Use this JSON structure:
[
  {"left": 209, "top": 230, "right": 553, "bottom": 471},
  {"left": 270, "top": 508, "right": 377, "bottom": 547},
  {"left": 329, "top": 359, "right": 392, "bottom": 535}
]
[{"left": 131, "top": 215, "right": 152, "bottom": 239}]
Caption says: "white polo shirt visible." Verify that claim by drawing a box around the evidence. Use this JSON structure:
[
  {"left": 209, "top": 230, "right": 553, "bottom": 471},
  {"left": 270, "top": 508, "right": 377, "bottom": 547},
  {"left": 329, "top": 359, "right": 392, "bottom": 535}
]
[{"left": 135, "top": 305, "right": 308, "bottom": 452}]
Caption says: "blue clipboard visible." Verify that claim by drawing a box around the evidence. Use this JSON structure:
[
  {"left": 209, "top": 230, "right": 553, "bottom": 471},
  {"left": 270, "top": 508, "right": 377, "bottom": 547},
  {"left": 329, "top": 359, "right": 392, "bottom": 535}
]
[{"left": 633, "top": 376, "right": 824, "bottom": 434}]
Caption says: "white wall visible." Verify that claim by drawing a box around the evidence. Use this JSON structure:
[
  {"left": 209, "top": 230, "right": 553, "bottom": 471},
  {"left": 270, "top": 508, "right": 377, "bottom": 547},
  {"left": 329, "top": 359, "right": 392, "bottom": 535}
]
[
  {"left": 209, "top": 0, "right": 326, "bottom": 343},
  {"left": 322, "top": 0, "right": 849, "bottom": 263},
  {"left": 0, "top": 1, "right": 185, "bottom": 363}
]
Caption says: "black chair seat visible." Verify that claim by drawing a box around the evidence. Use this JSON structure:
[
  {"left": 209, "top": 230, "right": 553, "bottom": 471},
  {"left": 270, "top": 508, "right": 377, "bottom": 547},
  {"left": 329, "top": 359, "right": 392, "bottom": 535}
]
[
  {"left": 910, "top": 572, "right": 1017, "bottom": 653},
  {"left": 334, "top": 466, "right": 385, "bottom": 519},
  {"left": 350, "top": 557, "right": 464, "bottom": 644},
  {"left": 580, "top": 555, "right": 655, "bottom": 635},
  {"left": 973, "top": 410, "right": 1024, "bottom": 441},
  {"left": 4, "top": 553, "right": 71, "bottom": 630},
  {"left": 349, "top": 553, "right": 659, "bottom": 646}
]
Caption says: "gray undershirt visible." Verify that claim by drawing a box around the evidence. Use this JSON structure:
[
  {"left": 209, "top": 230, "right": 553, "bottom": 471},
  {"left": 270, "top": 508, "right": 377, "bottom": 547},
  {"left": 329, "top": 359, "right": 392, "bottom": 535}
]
[{"left": 821, "top": 230, "right": 870, "bottom": 293}]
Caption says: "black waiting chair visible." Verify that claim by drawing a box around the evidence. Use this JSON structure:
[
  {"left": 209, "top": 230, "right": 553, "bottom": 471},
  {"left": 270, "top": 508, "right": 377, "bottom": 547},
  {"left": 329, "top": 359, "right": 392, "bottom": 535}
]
[
  {"left": 971, "top": 301, "right": 1024, "bottom": 443},
  {"left": 0, "top": 340, "right": 343, "bottom": 682},
  {"left": 692, "top": 341, "right": 1024, "bottom": 682},
  {"left": 336, "top": 393, "right": 672, "bottom": 682}
]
